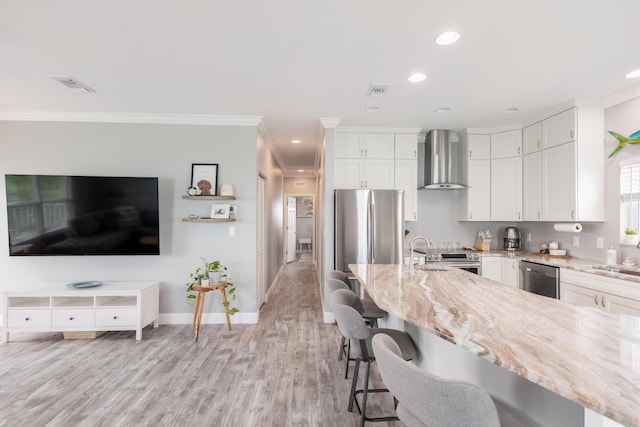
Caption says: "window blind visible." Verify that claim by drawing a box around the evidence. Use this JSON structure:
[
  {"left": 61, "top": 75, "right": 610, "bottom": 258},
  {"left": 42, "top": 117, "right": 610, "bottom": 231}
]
[{"left": 620, "top": 161, "right": 640, "bottom": 202}]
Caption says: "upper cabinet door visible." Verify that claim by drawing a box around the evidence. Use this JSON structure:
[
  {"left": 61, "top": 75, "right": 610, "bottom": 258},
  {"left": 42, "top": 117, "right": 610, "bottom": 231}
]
[
  {"left": 334, "top": 133, "right": 364, "bottom": 158},
  {"left": 363, "top": 134, "right": 395, "bottom": 158},
  {"left": 394, "top": 134, "right": 418, "bottom": 159},
  {"left": 542, "top": 141, "right": 576, "bottom": 221},
  {"left": 334, "top": 158, "right": 365, "bottom": 189},
  {"left": 490, "top": 130, "right": 522, "bottom": 159},
  {"left": 542, "top": 108, "right": 576, "bottom": 149},
  {"left": 467, "top": 135, "right": 491, "bottom": 159},
  {"left": 522, "top": 122, "right": 542, "bottom": 155}
]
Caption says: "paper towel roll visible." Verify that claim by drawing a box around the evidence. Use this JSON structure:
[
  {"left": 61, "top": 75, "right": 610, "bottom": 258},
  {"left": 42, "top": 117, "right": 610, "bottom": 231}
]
[{"left": 553, "top": 223, "right": 583, "bottom": 233}]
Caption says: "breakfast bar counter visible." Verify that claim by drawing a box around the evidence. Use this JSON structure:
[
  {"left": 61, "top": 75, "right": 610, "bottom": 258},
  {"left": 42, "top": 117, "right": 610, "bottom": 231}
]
[{"left": 349, "top": 263, "right": 640, "bottom": 426}]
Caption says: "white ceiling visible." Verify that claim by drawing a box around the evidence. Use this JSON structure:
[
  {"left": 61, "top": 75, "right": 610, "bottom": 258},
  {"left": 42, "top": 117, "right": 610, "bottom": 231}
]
[{"left": 2, "top": 0, "right": 640, "bottom": 177}]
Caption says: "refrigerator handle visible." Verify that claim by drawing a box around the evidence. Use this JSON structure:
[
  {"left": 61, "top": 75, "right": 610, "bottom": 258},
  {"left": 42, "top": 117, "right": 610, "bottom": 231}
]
[{"left": 369, "top": 198, "right": 375, "bottom": 263}]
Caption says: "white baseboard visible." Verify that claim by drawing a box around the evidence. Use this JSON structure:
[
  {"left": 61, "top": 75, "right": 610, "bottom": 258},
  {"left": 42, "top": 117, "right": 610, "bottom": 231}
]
[{"left": 159, "top": 312, "right": 258, "bottom": 325}]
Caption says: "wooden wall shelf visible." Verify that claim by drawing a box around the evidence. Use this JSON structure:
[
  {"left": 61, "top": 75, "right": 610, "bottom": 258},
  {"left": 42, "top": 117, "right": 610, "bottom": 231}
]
[
  {"left": 182, "top": 195, "right": 236, "bottom": 200},
  {"left": 181, "top": 218, "right": 236, "bottom": 223}
]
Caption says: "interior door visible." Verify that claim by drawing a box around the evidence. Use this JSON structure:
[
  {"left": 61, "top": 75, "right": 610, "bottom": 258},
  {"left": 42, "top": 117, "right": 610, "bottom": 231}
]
[{"left": 286, "top": 196, "right": 297, "bottom": 263}]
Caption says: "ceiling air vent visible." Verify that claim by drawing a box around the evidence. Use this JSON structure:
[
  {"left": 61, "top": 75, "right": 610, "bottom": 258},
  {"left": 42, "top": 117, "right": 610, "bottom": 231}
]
[
  {"left": 52, "top": 76, "right": 96, "bottom": 93},
  {"left": 366, "top": 84, "right": 390, "bottom": 97}
]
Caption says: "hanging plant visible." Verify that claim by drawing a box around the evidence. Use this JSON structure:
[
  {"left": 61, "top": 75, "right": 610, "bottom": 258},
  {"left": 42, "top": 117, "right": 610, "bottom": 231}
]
[{"left": 608, "top": 130, "right": 640, "bottom": 158}]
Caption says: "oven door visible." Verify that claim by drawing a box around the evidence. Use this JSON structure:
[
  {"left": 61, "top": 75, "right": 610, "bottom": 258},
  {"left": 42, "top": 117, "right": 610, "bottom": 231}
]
[{"left": 433, "top": 262, "right": 481, "bottom": 275}]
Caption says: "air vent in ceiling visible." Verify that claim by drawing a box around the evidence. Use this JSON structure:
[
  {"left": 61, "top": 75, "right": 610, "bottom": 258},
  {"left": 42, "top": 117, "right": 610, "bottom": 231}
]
[
  {"left": 366, "top": 84, "right": 390, "bottom": 97},
  {"left": 52, "top": 76, "right": 96, "bottom": 93}
]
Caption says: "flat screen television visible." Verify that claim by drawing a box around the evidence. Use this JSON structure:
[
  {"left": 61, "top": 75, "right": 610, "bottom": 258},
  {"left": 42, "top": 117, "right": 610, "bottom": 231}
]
[{"left": 5, "top": 174, "right": 160, "bottom": 256}]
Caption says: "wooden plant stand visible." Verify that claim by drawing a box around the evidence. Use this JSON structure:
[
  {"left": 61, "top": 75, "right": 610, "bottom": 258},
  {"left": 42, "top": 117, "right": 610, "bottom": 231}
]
[{"left": 191, "top": 282, "right": 231, "bottom": 343}]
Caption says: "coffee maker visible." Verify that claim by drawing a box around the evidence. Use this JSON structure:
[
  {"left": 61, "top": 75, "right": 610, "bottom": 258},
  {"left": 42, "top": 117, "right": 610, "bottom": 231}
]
[{"left": 503, "top": 227, "right": 521, "bottom": 251}]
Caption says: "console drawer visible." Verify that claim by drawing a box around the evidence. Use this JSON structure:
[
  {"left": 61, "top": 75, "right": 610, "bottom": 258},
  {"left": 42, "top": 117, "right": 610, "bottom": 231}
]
[
  {"left": 95, "top": 308, "right": 136, "bottom": 327},
  {"left": 7, "top": 309, "right": 51, "bottom": 328},
  {"left": 52, "top": 309, "right": 95, "bottom": 328}
]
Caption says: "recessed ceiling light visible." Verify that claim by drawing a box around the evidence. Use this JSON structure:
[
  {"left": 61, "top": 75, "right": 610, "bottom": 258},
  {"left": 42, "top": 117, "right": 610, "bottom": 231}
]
[
  {"left": 435, "top": 31, "right": 460, "bottom": 46},
  {"left": 297, "top": 169, "right": 305, "bottom": 173},
  {"left": 365, "top": 106, "right": 380, "bottom": 112},
  {"left": 503, "top": 108, "right": 519, "bottom": 114},
  {"left": 408, "top": 73, "right": 427, "bottom": 83},
  {"left": 291, "top": 139, "right": 302, "bottom": 144},
  {"left": 435, "top": 107, "right": 452, "bottom": 113},
  {"left": 626, "top": 69, "right": 640, "bottom": 79}
]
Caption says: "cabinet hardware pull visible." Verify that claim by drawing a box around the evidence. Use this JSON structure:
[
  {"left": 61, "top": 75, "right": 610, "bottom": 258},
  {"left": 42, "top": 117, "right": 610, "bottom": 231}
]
[
  {"left": 25, "top": 317, "right": 30, "bottom": 321},
  {"left": 570, "top": 130, "right": 574, "bottom": 139},
  {"left": 517, "top": 147, "right": 521, "bottom": 155},
  {"left": 469, "top": 212, "right": 472, "bottom": 220},
  {"left": 571, "top": 210, "right": 575, "bottom": 219},
  {"left": 594, "top": 295, "right": 599, "bottom": 306},
  {"left": 518, "top": 212, "right": 521, "bottom": 220},
  {"left": 469, "top": 150, "right": 473, "bottom": 158},
  {"left": 601, "top": 296, "right": 606, "bottom": 308},
  {"left": 538, "top": 211, "right": 541, "bottom": 220},
  {"left": 365, "top": 149, "right": 368, "bottom": 157},
  {"left": 413, "top": 150, "right": 416, "bottom": 158},
  {"left": 113, "top": 316, "right": 118, "bottom": 320},
  {"left": 537, "top": 140, "right": 541, "bottom": 148},
  {"left": 69, "top": 317, "right": 74, "bottom": 321},
  {"left": 360, "top": 149, "right": 364, "bottom": 157}
]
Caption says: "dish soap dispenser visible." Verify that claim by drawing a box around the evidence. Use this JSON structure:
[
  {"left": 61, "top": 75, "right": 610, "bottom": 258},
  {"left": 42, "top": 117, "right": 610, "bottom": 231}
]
[{"left": 606, "top": 245, "right": 617, "bottom": 265}]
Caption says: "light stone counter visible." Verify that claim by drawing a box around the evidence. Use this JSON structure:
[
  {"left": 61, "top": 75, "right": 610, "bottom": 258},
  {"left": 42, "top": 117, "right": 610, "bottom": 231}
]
[{"left": 350, "top": 263, "right": 640, "bottom": 426}]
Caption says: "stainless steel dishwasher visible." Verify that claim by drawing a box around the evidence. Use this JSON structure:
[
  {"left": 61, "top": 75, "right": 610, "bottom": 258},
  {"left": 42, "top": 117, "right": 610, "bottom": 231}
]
[{"left": 519, "top": 260, "right": 560, "bottom": 299}]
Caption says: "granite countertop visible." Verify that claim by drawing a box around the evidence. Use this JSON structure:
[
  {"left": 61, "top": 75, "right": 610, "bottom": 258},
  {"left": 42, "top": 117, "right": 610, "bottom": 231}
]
[{"left": 349, "top": 263, "right": 640, "bottom": 426}]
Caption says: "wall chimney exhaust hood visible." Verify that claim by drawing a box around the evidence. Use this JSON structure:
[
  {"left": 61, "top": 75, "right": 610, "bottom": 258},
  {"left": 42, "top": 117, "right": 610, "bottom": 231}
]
[{"left": 418, "top": 129, "right": 465, "bottom": 189}]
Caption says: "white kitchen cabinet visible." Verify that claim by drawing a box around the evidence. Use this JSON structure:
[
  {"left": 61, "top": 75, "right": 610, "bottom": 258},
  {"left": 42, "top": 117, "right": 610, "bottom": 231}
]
[
  {"left": 395, "top": 134, "right": 418, "bottom": 159},
  {"left": 468, "top": 134, "right": 491, "bottom": 159},
  {"left": 490, "top": 130, "right": 522, "bottom": 159},
  {"left": 522, "top": 106, "right": 604, "bottom": 222},
  {"left": 481, "top": 256, "right": 502, "bottom": 282},
  {"left": 334, "top": 158, "right": 394, "bottom": 189},
  {"left": 501, "top": 258, "right": 519, "bottom": 288},
  {"left": 523, "top": 151, "right": 543, "bottom": 221},
  {"left": 395, "top": 158, "right": 418, "bottom": 221},
  {"left": 542, "top": 108, "right": 575, "bottom": 149},
  {"left": 542, "top": 142, "right": 576, "bottom": 221},
  {"left": 458, "top": 134, "right": 491, "bottom": 221},
  {"left": 523, "top": 122, "right": 542, "bottom": 155},
  {"left": 334, "top": 133, "right": 395, "bottom": 159},
  {"left": 560, "top": 269, "right": 640, "bottom": 317},
  {"left": 491, "top": 156, "right": 522, "bottom": 221}
]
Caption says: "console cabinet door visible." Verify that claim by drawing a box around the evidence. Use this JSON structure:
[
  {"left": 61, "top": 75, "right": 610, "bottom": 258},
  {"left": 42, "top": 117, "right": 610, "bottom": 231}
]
[
  {"left": 523, "top": 151, "right": 542, "bottom": 221},
  {"left": 394, "top": 134, "right": 418, "bottom": 159},
  {"left": 560, "top": 282, "right": 598, "bottom": 307},
  {"left": 501, "top": 258, "right": 519, "bottom": 288},
  {"left": 523, "top": 122, "right": 542, "bottom": 155},
  {"left": 542, "top": 108, "right": 576, "bottom": 149}
]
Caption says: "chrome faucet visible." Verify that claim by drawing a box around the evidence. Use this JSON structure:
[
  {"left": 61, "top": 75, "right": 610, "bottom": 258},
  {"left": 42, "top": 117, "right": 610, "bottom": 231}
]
[{"left": 409, "top": 236, "right": 430, "bottom": 269}]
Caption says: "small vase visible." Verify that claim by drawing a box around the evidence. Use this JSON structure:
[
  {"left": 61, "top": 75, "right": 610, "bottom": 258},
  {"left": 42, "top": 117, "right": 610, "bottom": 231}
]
[{"left": 208, "top": 271, "right": 221, "bottom": 283}]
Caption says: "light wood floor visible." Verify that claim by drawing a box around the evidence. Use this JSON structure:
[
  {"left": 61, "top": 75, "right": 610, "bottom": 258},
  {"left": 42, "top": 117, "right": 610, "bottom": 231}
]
[{"left": 0, "top": 260, "right": 400, "bottom": 426}]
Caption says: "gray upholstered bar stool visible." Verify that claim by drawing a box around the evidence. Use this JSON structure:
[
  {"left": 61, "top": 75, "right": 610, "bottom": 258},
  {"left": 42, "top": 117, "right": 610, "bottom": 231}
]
[
  {"left": 331, "top": 289, "right": 418, "bottom": 427},
  {"left": 328, "top": 271, "right": 387, "bottom": 327},
  {"left": 372, "top": 333, "right": 522, "bottom": 427}
]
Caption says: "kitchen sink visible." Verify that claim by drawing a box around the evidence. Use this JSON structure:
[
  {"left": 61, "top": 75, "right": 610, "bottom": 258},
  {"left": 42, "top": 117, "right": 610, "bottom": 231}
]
[{"left": 591, "top": 265, "right": 640, "bottom": 277}]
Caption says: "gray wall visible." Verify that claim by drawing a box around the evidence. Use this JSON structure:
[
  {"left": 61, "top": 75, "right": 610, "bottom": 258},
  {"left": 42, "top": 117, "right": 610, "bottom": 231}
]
[{"left": 0, "top": 120, "right": 280, "bottom": 323}]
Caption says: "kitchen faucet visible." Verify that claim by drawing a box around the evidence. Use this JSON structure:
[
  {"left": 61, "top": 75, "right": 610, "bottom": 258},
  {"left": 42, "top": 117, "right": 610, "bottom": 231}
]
[{"left": 409, "top": 236, "right": 430, "bottom": 269}]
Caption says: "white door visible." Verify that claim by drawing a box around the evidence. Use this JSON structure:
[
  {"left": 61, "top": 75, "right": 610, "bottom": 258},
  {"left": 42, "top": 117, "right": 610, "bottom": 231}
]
[
  {"left": 286, "top": 197, "right": 297, "bottom": 263},
  {"left": 257, "top": 176, "right": 266, "bottom": 308}
]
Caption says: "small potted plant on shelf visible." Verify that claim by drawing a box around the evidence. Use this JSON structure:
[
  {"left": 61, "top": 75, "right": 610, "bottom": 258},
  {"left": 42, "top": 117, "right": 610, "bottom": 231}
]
[
  {"left": 185, "top": 257, "right": 238, "bottom": 315},
  {"left": 623, "top": 227, "right": 639, "bottom": 245}
]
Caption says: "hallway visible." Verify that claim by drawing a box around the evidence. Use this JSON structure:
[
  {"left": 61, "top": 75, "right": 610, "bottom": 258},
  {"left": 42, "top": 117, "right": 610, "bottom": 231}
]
[{"left": 0, "top": 261, "right": 399, "bottom": 426}]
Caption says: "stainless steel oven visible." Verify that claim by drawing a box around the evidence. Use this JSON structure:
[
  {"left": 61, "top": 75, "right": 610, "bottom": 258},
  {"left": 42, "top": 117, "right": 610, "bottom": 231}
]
[{"left": 423, "top": 251, "right": 482, "bottom": 275}]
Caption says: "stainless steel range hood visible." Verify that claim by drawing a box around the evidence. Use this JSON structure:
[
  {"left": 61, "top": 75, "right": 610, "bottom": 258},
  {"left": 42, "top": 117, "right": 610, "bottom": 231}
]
[{"left": 418, "top": 129, "right": 465, "bottom": 189}]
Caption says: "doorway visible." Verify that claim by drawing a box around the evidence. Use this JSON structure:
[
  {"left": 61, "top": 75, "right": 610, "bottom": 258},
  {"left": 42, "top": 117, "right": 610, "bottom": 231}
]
[
  {"left": 286, "top": 196, "right": 297, "bottom": 263},
  {"left": 284, "top": 194, "right": 315, "bottom": 263}
]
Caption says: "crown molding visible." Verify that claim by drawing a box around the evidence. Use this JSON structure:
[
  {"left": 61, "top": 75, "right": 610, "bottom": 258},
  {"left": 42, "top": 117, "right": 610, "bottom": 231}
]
[
  {"left": 0, "top": 111, "right": 263, "bottom": 126},
  {"left": 319, "top": 117, "right": 341, "bottom": 128},
  {"left": 335, "top": 126, "right": 422, "bottom": 134},
  {"left": 257, "top": 120, "right": 286, "bottom": 170}
]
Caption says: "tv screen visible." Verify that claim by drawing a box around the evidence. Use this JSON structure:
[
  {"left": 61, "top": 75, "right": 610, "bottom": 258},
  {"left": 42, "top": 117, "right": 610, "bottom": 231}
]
[{"left": 5, "top": 174, "right": 160, "bottom": 256}]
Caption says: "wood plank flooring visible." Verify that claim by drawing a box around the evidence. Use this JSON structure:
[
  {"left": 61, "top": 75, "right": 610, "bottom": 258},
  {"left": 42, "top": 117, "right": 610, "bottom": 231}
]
[{"left": 0, "top": 260, "right": 400, "bottom": 426}]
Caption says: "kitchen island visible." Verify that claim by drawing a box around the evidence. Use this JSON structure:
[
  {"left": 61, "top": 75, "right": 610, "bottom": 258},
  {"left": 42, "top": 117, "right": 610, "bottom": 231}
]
[{"left": 350, "top": 263, "right": 640, "bottom": 427}]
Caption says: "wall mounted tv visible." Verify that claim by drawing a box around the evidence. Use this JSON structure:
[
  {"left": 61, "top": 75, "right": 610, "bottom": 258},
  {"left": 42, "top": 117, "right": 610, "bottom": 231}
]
[{"left": 5, "top": 175, "right": 160, "bottom": 256}]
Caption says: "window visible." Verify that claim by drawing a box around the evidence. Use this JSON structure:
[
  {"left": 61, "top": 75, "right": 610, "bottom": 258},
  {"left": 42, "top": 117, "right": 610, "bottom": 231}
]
[
  {"left": 6, "top": 175, "right": 72, "bottom": 245},
  {"left": 620, "top": 159, "right": 640, "bottom": 244}
]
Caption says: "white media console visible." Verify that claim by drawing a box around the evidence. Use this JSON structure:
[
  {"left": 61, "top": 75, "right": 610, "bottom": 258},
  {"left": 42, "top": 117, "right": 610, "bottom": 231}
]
[{"left": 2, "top": 281, "right": 159, "bottom": 342}]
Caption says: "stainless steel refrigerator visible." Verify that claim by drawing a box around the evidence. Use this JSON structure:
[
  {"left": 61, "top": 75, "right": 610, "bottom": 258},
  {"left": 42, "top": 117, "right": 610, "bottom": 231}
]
[{"left": 334, "top": 189, "right": 404, "bottom": 273}]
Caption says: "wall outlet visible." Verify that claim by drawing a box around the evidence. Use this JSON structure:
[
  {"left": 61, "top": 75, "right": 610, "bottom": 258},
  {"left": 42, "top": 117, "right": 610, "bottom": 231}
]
[
  {"left": 573, "top": 236, "right": 580, "bottom": 247},
  {"left": 596, "top": 237, "right": 604, "bottom": 249},
  {"left": 229, "top": 226, "right": 236, "bottom": 237}
]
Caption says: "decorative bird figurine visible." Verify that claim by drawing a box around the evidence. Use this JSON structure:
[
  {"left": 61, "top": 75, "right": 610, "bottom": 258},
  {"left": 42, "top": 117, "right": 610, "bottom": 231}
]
[{"left": 608, "top": 129, "right": 640, "bottom": 158}]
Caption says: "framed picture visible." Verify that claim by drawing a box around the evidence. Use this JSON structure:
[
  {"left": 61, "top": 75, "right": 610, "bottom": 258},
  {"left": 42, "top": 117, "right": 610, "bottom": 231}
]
[
  {"left": 211, "top": 203, "right": 230, "bottom": 219},
  {"left": 296, "top": 196, "right": 314, "bottom": 218},
  {"left": 191, "top": 163, "right": 218, "bottom": 196}
]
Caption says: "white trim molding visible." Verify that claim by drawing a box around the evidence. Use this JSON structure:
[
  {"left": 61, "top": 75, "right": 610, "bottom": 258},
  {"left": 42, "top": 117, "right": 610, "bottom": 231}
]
[
  {"left": 0, "top": 111, "right": 263, "bottom": 126},
  {"left": 336, "top": 126, "right": 422, "bottom": 134}
]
